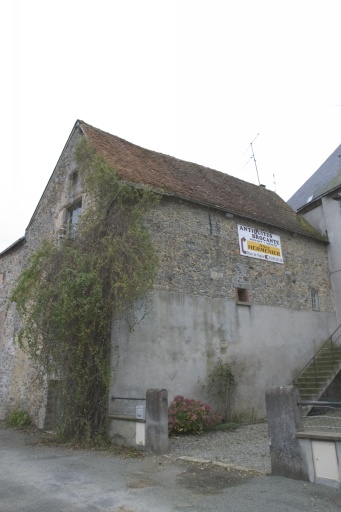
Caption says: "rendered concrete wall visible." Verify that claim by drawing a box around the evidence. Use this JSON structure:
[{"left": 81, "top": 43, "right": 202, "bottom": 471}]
[
  {"left": 304, "top": 197, "right": 341, "bottom": 325},
  {"left": 111, "top": 291, "right": 336, "bottom": 420}
]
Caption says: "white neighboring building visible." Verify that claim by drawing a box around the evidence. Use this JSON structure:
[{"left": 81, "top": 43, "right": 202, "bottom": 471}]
[{"left": 288, "top": 143, "right": 341, "bottom": 326}]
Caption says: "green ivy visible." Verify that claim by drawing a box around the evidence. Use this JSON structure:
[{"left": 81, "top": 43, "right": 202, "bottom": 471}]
[{"left": 11, "top": 138, "right": 159, "bottom": 443}]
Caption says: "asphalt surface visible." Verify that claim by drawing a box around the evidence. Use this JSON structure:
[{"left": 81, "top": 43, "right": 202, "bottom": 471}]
[{"left": 1, "top": 427, "right": 341, "bottom": 512}]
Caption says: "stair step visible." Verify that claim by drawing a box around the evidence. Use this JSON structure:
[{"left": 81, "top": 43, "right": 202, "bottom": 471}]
[
  {"left": 319, "top": 349, "right": 341, "bottom": 355},
  {"left": 306, "top": 359, "right": 341, "bottom": 364},
  {"left": 313, "top": 358, "right": 341, "bottom": 365},
  {"left": 300, "top": 395, "right": 319, "bottom": 400},
  {"left": 297, "top": 369, "right": 335, "bottom": 375},
  {"left": 317, "top": 353, "right": 341, "bottom": 356},
  {"left": 296, "top": 374, "right": 331, "bottom": 380},
  {"left": 313, "top": 358, "right": 341, "bottom": 364},
  {"left": 298, "top": 366, "right": 339, "bottom": 374},
  {"left": 319, "top": 347, "right": 341, "bottom": 352},
  {"left": 296, "top": 375, "right": 335, "bottom": 384},
  {"left": 297, "top": 382, "right": 329, "bottom": 389},
  {"left": 297, "top": 373, "right": 334, "bottom": 380},
  {"left": 299, "top": 386, "right": 325, "bottom": 393},
  {"left": 293, "top": 335, "right": 341, "bottom": 414},
  {"left": 320, "top": 346, "right": 341, "bottom": 352},
  {"left": 315, "top": 356, "right": 341, "bottom": 361}
]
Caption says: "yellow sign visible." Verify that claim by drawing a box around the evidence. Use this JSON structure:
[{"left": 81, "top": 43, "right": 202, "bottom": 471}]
[{"left": 246, "top": 241, "right": 281, "bottom": 257}]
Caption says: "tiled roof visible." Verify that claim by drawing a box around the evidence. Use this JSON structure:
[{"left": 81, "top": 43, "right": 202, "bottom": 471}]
[
  {"left": 288, "top": 143, "right": 341, "bottom": 212},
  {"left": 79, "top": 121, "right": 325, "bottom": 241}
]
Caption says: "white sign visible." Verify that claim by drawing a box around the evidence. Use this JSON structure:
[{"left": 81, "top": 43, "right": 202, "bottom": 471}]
[{"left": 238, "top": 225, "right": 283, "bottom": 264}]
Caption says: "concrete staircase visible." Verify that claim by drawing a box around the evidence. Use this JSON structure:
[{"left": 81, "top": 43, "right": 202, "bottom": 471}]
[{"left": 293, "top": 326, "right": 341, "bottom": 408}]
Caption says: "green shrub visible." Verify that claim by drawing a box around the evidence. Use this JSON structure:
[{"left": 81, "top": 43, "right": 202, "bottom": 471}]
[
  {"left": 168, "top": 395, "right": 222, "bottom": 435},
  {"left": 6, "top": 410, "right": 32, "bottom": 428}
]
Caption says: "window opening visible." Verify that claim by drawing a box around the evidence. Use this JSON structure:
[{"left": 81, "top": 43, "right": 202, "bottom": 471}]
[
  {"left": 70, "top": 171, "right": 79, "bottom": 187},
  {"left": 236, "top": 288, "right": 250, "bottom": 304},
  {"left": 311, "top": 290, "right": 320, "bottom": 311},
  {"left": 66, "top": 201, "right": 82, "bottom": 236}
]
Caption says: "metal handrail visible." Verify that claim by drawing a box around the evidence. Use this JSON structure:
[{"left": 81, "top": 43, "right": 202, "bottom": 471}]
[
  {"left": 292, "top": 322, "right": 341, "bottom": 385},
  {"left": 298, "top": 400, "right": 341, "bottom": 407}
]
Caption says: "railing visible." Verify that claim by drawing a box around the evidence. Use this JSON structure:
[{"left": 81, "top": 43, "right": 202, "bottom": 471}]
[
  {"left": 298, "top": 400, "right": 341, "bottom": 433},
  {"left": 292, "top": 322, "right": 341, "bottom": 388}
]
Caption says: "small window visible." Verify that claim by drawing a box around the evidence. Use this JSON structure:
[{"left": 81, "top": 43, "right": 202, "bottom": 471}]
[
  {"left": 70, "top": 171, "right": 79, "bottom": 187},
  {"left": 236, "top": 288, "right": 250, "bottom": 304},
  {"left": 66, "top": 201, "right": 82, "bottom": 236},
  {"left": 311, "top": 290, "right": 320, "bottom": 311}
]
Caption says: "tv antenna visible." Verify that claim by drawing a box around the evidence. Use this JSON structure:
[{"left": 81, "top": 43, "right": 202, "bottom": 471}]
[{"left": 244, "top": 133, "right": 261, "bottom": 185}]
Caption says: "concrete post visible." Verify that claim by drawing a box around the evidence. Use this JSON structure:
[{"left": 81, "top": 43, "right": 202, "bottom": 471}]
[
  {"left": 265, "top": 386, "right": 309, "bottom": 481},
  {"left": 145, "top": 388, "right": 169, "bottom": 454}
]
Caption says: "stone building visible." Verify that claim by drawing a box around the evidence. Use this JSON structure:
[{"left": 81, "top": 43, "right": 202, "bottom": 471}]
[{"left": 0, "top": 121, "right": 337, "bottom": 426}]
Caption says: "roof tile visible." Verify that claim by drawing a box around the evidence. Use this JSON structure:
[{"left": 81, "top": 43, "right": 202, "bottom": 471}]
[{"left": 80, "top": 121, "right": 325, "bottom": 241}]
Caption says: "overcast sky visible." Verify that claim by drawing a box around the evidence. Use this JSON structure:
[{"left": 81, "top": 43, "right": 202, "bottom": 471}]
[{"left": 1, "top": 0, "right": 341, "bottom": 252}]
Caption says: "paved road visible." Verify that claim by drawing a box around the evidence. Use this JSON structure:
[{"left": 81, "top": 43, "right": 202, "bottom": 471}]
[{"left": 1, "top": 427, "right": 341, "bottom": 512}]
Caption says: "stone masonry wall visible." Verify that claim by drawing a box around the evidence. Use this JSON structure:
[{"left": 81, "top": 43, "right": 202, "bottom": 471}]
[
  {"left": 0, "top": 127, "right": 84, "bottom": 425},
  {"left": 147, "top": 197, "right": 334, "bottom": 313},
  {"left": 0, "top": 242, "right": 47, "bottom": 423}
]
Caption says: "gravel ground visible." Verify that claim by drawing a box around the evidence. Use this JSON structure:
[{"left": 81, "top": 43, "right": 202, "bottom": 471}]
[{"left": 168, "top": 422, "right": 271, "bottom": 472}]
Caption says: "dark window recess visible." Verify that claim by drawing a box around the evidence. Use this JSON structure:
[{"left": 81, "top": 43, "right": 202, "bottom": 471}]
[
  {"left": 208, "top": 213, "right": 218, "bottom": 235},
  {"left": 70, "top": 171, "right": 79, "bottom": 186},
  {"left": 66, "top": 201, "right": 82, "bottom": 236},
  {"left": 236, "top": 288, "right": 250, "bottom": 304},
  {"left": 311, "top": 290, "right": 320, "bottom": 311}
]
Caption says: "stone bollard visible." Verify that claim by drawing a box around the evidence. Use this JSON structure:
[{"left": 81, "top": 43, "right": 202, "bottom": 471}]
[
  {"left": 145, "top": 388, "right": 169, "bottom": 454},
  {"left": 265, "top": 386, "right": 309, "bottom": 481}
]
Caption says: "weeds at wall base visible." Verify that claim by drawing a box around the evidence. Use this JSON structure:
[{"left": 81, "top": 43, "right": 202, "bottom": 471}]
[
  {"left": 37, "top": 431, "right": 145, "bottom": 458},
  {"left": 5, "top": 410, "right": 32, "bottom": 428}
]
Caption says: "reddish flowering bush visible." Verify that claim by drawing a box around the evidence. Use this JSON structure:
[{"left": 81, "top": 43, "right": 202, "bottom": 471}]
[{"left": 168, "top": 395, "right": 222, "bottom": 435}]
